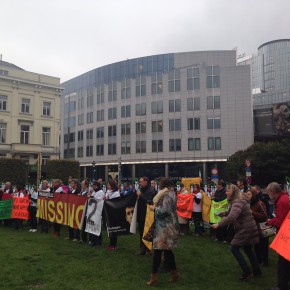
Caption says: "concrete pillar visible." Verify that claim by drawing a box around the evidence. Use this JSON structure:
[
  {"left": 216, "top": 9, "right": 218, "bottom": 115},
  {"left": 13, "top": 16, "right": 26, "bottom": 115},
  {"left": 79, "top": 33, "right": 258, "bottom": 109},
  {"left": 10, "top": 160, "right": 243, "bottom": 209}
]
[
  {"left": 132, "top": 164, "right": 136, "bottom": 181},
  {"left": 83, "top": 166, "right": 87, "bottom": 179},
  {"left": 105, "top": 165, "right": 109, "bottom": 183},
  {"left": 165, "top": 163, "right": 169, "bottom": 178},
  {"left": 203, "top": 162, "right": 207, "bottom": 182}
]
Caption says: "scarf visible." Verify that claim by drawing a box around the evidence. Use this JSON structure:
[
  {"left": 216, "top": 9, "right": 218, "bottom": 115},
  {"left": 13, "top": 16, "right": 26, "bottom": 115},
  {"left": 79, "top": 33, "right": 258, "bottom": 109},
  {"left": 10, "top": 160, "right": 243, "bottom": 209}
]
[{"left": 153, "top": 187, "right": 169, "bottom": 206}]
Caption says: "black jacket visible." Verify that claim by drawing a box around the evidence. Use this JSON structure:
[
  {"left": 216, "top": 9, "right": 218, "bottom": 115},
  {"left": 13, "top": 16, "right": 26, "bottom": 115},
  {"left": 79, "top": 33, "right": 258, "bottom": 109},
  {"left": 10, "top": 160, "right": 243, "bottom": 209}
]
[
  {"left": 214, "top": 187, "right": 227, "bottom": 202},
  {"left": 137, "top": 185, "right": 156, "bottom": 223}
]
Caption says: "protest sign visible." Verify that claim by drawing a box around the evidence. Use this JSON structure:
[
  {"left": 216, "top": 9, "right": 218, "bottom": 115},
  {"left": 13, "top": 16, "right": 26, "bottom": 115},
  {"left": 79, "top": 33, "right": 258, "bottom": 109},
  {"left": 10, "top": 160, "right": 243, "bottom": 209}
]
[
  {"left": 11, "top": 197, "right": 30, "bottom": 220},
  {"left": 0, "top": 199, "right": 13, "bottom": 219},
  {"left": 210, "top": 199, "right": 229, "bottom": 223},
  {"left": 177, "top": 193, "right": 193, "bottom": 218}
]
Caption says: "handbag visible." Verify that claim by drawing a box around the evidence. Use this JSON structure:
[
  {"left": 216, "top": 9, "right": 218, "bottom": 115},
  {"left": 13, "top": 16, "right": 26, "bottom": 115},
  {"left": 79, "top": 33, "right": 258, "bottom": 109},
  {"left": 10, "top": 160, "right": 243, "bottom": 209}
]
[{"left": 258, "top": 222, "right": 276, "bottom": 238}]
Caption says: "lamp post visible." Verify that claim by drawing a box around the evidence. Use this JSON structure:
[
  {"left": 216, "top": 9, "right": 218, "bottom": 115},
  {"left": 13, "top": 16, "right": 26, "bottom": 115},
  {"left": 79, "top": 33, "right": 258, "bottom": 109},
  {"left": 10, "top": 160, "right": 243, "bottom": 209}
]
[{"left": 92, "top": 161, "right": 96, "bottom": 181}]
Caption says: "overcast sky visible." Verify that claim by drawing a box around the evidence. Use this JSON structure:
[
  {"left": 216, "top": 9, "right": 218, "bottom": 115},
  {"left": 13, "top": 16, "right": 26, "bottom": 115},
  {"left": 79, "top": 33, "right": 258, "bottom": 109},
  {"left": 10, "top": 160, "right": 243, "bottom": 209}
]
[{"left": 1, "top": 0, "right": 289, "bottom": 82}]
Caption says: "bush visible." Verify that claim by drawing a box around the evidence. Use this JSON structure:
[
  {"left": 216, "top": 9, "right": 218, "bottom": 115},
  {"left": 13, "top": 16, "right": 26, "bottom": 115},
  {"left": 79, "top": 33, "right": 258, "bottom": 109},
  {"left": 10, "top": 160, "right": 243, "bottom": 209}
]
[
  {"left": 0, "top": 158, "right": 28, "bottom": 185},
  {"left": 46, "top": 159, "right": 80, "bottom": 184}
]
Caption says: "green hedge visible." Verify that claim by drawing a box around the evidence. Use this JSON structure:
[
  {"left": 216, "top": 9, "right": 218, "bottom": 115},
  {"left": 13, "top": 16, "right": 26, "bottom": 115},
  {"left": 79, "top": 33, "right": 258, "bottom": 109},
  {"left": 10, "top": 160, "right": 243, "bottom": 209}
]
[
  {"left": 46, "top": 159, "right": 80, "bottom": 184},
  {"left": 0, "top": 158, "right": 28, "bottom": 184}
]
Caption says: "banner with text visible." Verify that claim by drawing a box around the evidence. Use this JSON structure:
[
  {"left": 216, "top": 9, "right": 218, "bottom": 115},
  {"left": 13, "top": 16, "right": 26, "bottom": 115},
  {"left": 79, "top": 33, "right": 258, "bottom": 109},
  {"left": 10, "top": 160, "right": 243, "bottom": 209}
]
[
  {"left": 0, "top": 199, "right": 13, "bottom": 219},
  {"left": 36, "top": 193, "right": 86, "bottom": 229},
  {"left": 11, "top": 197, "right": 30, "bottom": 220},
  {"left": 181, "top": 177, "right": 201, "bottom": 192},
  {"left": 83, "top": 198, "right": 104, "bottom": 236},
  {"left": 270, "top": 211, "right": 290, "bottom": 261},
  {"left": 104, "top": 194, "right": 137, "bottom": 236},
  {"left": 210, "top": 199, "right": 229, "bottom": 224}
]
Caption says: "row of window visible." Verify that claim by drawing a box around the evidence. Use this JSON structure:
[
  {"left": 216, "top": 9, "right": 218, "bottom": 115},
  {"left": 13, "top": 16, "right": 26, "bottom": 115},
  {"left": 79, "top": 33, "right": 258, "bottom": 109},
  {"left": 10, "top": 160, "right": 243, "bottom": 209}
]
[
  {"left": 64, "top": 117, "right": 221, "bottom": 142},
  {"left": 64, "top": 137, "right": 222, "bottom": 158},
  {"left": 0, "top": 123, "right": 51, "bottom": 146},
  {"left": 0, "top": 95, "right": 52, "bottom": 116},
  {"left": 70, "top": 96, "right": 221, "bottom": 126}
]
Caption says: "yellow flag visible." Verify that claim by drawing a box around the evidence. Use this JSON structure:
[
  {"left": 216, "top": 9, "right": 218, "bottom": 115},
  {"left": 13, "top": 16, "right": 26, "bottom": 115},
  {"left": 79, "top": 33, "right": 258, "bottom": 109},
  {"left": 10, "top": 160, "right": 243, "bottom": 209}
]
[{"left": 142, "top": 205, "right": 155, "bottom": 251}]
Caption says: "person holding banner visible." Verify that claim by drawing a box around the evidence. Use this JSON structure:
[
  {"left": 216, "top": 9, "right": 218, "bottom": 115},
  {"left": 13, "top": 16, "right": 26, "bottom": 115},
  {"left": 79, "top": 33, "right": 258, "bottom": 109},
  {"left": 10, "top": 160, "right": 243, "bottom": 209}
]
[
  {"left": 13, "top": 184, "right": 25, "bottom": 230},
  {"left": 79, "top": 179, "right": 90, "bottom": 243},
  {"left": 211, "top": 184, "right": 261, "bottom": 281},
  {"left": 266, "top": 182, "right": 290, "bottom": 290},
  {"left": 105, "top": 179, "right": 120, "bottom": 250},
  {"left": 147, "top": 178, "right": 179, "bottom": 286},
  {"left": 38, "top": 180, "right": 51, "bottom": 234},
  {"left": 52, "top": 179, "right": 63, "bottom": 237},
  {"left": 177, "top": 183, "right": 190, "bottom": 235},
  {"left": 28, "top": 186, "right": 38, "bottom": 232},
  {"left": 192, "top": 184, "right": 203, "bottom": 237}
]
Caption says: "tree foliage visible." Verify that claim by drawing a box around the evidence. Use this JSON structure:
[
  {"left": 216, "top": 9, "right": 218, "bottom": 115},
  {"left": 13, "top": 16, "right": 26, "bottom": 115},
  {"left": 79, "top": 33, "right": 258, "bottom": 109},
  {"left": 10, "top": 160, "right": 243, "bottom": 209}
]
[
  {"left": 46, "top": 159, "right": 80, "bottom": 184},
  {"left": 0, "top": 158, "right": 28, "bottom": 184},
  {"left": 226, "top": 139, "right": 290, "bottom": 186}
]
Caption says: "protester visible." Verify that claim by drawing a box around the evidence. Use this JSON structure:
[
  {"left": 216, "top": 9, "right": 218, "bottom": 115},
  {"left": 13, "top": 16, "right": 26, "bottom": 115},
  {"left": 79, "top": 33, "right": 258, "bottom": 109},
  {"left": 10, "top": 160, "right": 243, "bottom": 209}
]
[
  {"left": 88, "top": 181, "right": 105, "bottom": 247},
  {"left": 13, "top": 184, "right": 25, "bottom": 230},
  {"left": 150, "top": 180, "right": 158, "bottom": 195},
  {"left": 120, "top": 182, "right": 133, "bottom": 196},
  {"left": 147, "top": 178, "right": 179, "bottom": 286},
  {"left": 136, "top": 177, "right": 156, "bottom": 255},
  {"left": 79, "top": 179, "right": 89, "bottom": 243},
  {"left": 177, "top": 183, "right": 190, "bottom": 235},
  {"left": 211, "top": 184, "right": 261, "bottom": 280},
  {"left": 212, "top": 180, "right": 227, "bottom": 241},
  {"left": 251, "top": 185, "right": 271, "bottom": 216},
  {"left": 52, "top": 179, "right": 63, "bottom": 237},
  {"left": 266, "top": 182, "right": 290, "bottom": 290},
  {"left": 247, "top": 189, "right": 269, "bottom": 266},
  {"left": 192, "top": 184, "right": 203, "bottom": 236},
  {"left": 2, "top": 181, "right": 13, "bottom": 226},
  {"left": 28, "top": 186, "right": 38, "bottom": 232},
  {"left": 105, "top": 179, "right": 120, "bottom": 250},
  {"left": 237, "top": 177, "right": 248, "bottom": 193},
  {"left": 38, "top": 180, "right": 51, "bottom": 234}
]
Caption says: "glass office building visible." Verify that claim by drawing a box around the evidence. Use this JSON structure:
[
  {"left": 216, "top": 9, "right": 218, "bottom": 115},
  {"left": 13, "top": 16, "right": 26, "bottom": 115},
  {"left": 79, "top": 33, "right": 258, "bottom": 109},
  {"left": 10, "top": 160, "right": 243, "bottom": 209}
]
[{"left": 61, "top": 50, "right": 253, "bottom": 181}]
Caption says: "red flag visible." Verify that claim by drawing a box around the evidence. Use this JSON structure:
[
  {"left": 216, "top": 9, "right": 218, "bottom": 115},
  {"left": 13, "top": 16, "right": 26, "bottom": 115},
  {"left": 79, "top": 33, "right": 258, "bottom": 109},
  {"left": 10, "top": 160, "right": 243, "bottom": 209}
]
[{"left": 177, "top": 193, "right": 194, "bottom": 219}]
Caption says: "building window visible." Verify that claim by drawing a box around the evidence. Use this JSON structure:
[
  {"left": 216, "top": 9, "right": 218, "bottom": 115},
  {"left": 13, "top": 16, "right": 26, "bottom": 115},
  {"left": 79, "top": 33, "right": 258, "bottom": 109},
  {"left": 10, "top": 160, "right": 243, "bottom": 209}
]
[
  {"left": 152, "top": 120, "right": 163, "bottom": 133},
  {"left": 77, "top": 147, "right": 83, "bottom": 158},
  {"left": 78, "top": 130, "right": 84, "bottom": 141},
  {"left": 69, "top": 132, "right": 75, "bottom": 142},
  {"left": 206, "top": 65, "right": 220, "bottom": 88},
  {"left": 207, "top": 96, "right": 220, "bottom": 109},
  {"left": 108, "top": 125, "right": 117, "bottom": 137},
  {"left": 207, "top": 116, "right": 221, "bottom": 129},
  {"left": 188, "top": 138, "right": 201, "bottom": 151},
  {"left": 169, "top": 99, "right": 181, "bottom": 112},
  {"left": 64, "top": 148, "right": 75, "bottom": 158},
  {"left": 64, "top": 134, "right": 68, "bottom": 143},
  {"left": 169, "top": 139, "right": 181, "bottom": 151},
  {"left": 78, "top": 97, "right": 84, "bottom": 109},
  {"left": 87, "top": 95, "right": 94, "bottom": 107},
  {"left": 151, "top": 101, "right": 163, "bottom": 114},
  {"left": 21, "top": 98, "right": 30, "bottom": 113},
  {"left": 136, "top": 75, "right": 146, "bottom": 97},
  {"left": 152, "top": 140, "right": 163, "bottom": 152},
  {"left": 41, "top": 156, "right": 50, "bottom": 166},
  {"left": 194, "top": 98, "right": 200, "bottom": 110},
  {"left": 0, "top": 123, "right": 6, "bottom": 143},
  {"left": 121, "top": 105, "right": 131, "bottom": 118},
  {"left": 187, "top": 67, "right": 200, "bottom": 90},
  {"left": 97, "top": 84, "right": 104, "bottom": 104},
  {"left": 136, "top": 103, "right": 146, "bottom": 116},
  {"left": 168, "top": 70, "right": 180, "bottom": 92},
  {"left": 121, "top": 124, "right": 131, "bottom": 135},
  {"left": 121, "top": 142, "right": 131, "bottom": 154},
  {"left": 96, "top": 110, "right": 104, "bottom": 122},
  {"left": 108, "top": 81, "right": 117, "bottom": 101},
  {"left": 169, "top": 119, "right": 181, "bottom": 131},
  {"left": 86, "top": 145, "right": 93, "bottom": 157},
  {"left": 121, "top": 79, "right": 131, "bottom": 99},
  {"left": 96, "top": 144, "right": 104, "bottom": 156},
  {"left": 208, "top": 137, "right": 221, "bottom": 150},
  {"left": 42, "top": 127, "right": 51, "bottom": 146},
  {"left": 0, "top": 95, "right": 7, "bottom": 111},
  {"left": 86, "top": 129, "right": 93, "bottom": 139},
  {"left": 187, "top": 118, "right": 200, "bottom": 130},
  {"left": 96, "top": 127, "right": 104, "bottom": 138},
  {"left": 64, "top": 101, "right": 76, "bottom": 113},
  {"left": 136, "top": 122, "right": 146, "bottom": 134},
  {"left": 43, "top": 102, "right": 51, "bottom": 116},
  {"left": 86, "top": 112, "right": 94, "bottom": 124},
  {"left": 20, "top": 125, "right": 29, "bottom": 144},
  {"left": 136, "top": 141, "right": 146, "bottom": 153},
  {"left": 108, "top": 143, "right": 116, "bottom": 155},
  {"left": 78, "top": 114, "right": 84, "bottom": 125},
  {"left": 151, "top": 73, "right": 163, "bottom": 94},
  {"left": 108, "top": 108, "right": 117, "bottom": 120}
]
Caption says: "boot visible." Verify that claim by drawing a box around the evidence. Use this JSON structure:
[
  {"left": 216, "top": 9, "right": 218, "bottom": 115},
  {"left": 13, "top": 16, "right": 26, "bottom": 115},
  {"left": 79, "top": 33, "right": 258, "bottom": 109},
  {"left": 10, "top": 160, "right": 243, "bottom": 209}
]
[
  {"left": 147, "top": 273, "right": 158, "bottom": 286},
  {"left": 169, "top": 270, "right": 180, "bottom": 282}
]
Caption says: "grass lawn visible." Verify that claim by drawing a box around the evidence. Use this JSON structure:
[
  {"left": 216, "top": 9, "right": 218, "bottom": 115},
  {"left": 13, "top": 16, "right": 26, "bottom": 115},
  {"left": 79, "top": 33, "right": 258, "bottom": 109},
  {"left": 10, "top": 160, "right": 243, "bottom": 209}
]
[{"left": 0, "top": 223, "right": 277, "bottom": 290}]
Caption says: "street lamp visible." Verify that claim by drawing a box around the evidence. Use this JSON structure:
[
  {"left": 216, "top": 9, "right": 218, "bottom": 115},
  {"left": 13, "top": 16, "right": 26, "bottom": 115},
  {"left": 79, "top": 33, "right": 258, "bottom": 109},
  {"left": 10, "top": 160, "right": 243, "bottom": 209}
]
[{"left": 92, "top": 161, "right": 96, "bottom": 181}]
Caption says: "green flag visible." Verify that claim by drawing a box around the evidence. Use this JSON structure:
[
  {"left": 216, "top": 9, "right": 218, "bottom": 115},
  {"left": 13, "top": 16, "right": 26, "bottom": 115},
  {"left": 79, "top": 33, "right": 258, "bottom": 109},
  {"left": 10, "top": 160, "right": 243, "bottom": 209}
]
[
  {"left": 210, "top": 199, "right": 229, "bottom": 223},
  {"left": 0, "top": 199, "right": 13, "bottom": 219}
]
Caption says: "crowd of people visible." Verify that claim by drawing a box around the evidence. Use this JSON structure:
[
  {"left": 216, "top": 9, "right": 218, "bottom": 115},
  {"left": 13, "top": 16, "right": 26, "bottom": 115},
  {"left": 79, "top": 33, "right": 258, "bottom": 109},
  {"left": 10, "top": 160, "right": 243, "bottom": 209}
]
[{"left": 0, "top": 176, "right": 290, "bottom": 289}]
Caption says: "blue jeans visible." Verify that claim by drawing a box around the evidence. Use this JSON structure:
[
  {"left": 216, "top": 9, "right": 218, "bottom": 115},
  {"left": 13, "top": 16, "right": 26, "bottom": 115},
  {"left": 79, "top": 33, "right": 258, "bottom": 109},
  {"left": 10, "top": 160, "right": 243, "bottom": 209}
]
[{"left": 230, "top": 244, "right": 261, "bottom": 275}]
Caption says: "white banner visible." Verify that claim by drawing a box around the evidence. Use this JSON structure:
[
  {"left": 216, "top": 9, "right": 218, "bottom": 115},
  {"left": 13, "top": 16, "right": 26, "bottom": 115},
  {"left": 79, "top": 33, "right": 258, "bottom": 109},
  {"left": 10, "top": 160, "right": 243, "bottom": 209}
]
[
  {"left": 130, "top": 199, "right": 138, "bottom": 234},
  {"left": 84, "top": 198, "right": 104, "bottom": 235}
]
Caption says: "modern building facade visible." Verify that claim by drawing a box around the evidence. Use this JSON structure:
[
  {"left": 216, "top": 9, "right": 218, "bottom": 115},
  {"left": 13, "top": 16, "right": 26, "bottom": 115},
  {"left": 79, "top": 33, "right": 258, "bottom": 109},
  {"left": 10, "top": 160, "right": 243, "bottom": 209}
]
[
  {"left": 0, "top": 60, "right": 62, "bottom": 176},
  {"left": 238, "top": 39, "right": 290, "bottom": 140},
  {"left": 61, "top": 50, "right": 253, "bottom": 181}
]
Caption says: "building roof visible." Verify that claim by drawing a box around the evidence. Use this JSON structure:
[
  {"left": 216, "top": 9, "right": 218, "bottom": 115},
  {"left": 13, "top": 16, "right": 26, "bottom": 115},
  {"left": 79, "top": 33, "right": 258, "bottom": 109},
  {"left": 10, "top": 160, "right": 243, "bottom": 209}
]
[
  {"left": 258, "top": 39, "right": 290, "bottom": 50},
  {"left": 0, "top": 60, "right": 25, "bottom": 71}
]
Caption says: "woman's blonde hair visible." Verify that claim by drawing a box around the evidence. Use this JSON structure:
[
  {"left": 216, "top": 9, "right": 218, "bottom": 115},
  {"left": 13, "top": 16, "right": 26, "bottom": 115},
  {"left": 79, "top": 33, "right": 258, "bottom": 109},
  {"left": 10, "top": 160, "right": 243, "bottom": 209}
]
[{"left": 227, "top": 184, "right": 242, "bottom": 201}]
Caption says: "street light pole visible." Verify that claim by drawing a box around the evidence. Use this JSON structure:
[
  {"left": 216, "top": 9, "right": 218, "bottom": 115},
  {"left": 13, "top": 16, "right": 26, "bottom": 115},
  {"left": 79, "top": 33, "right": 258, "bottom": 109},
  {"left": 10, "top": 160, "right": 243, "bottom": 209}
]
[{"left": 92, "top": 161, "right": 96, "bottom": 181}]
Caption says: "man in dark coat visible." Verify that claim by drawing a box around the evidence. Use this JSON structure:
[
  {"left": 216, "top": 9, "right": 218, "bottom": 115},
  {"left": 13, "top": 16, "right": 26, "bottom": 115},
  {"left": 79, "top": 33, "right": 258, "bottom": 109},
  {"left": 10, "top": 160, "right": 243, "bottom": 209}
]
[{"left": 136, "top": 176, "right": 156, "bottom": 255}]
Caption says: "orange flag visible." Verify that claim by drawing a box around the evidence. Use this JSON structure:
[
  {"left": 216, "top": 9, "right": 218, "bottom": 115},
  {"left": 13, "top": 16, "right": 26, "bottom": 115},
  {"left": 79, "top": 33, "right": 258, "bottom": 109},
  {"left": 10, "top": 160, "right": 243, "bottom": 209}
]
[
  {"left": 270, "top": 211, "right": 290, "bottom": 261},
  {"left": 177, "top": 193, "right": 194, "bottom": 219}
]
